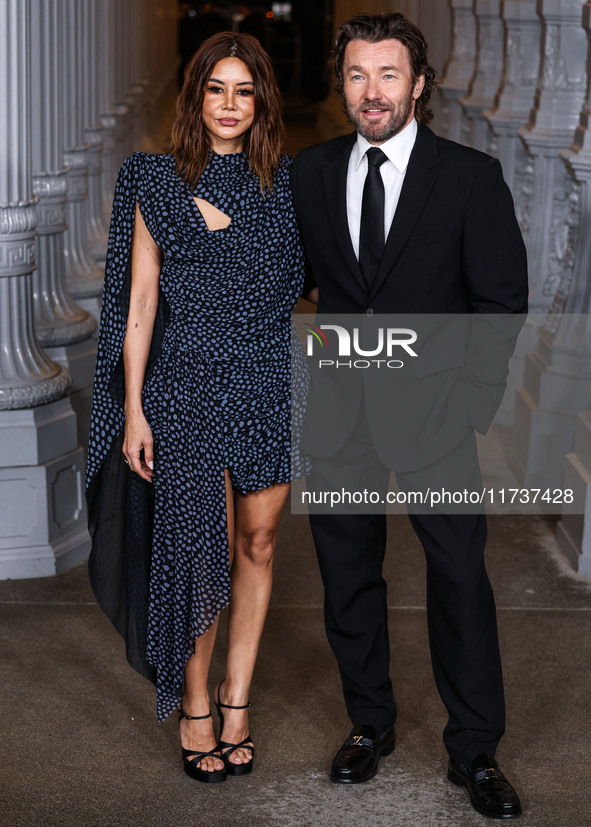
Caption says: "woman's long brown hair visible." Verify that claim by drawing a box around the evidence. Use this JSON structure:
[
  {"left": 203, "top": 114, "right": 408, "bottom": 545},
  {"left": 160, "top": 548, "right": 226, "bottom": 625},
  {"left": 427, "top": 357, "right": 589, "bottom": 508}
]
[{"left": 170, "top": 32, "right": 285, "bottom": 193}]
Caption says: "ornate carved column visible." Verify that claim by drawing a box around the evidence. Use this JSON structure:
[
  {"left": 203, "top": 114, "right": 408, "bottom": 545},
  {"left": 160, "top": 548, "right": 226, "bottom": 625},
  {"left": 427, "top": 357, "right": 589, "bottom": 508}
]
[
  {"left": 552, "top": 3, "right": 591, "bottom": 574},
  {"left": 30, "top": 0, "right": 97, "bottom": 348},
  {"left": 459, "top": 0, "right": 505, "bottom": 152},
  {"left": 112, "top": 1, "right": 132, "bottom": 170},
  {"left": 34, "top": 0, "right": 100, "bottom": 453},
  {"left": 484, "top": 1, "right": 541, "bottom": 195},
  {"left": 438, "top": 0, "right": 477, "bottom": 143},
  {"left": 98, "top": 0, "right": 118, "bottom": 222},
  {"left": 517, "top": 0, "right": 587, "bottom": 313},
  {"left": 82, "top": 0, "right": 109, "bottom": 264},
  {"left": 411, "top": 0, "right": 452, "bottom": 130},
  {"left": 0, "top": 0, "right": 89, "bottom": 579},
  {"left": 128, "top": 0, "right": 147, "bottom": 151},
  {"left": 61, "top": 0, "right": 104, "bottom": 315},
  {"left": 0, "top": 0, "right": 71, "bottom": 410},
  {"left": 509, "top": 2, "right": 591, "bottom": 497},
  {"left": 503, "top": 0, "right": 586, "bottom": 433},
  {"left": 483, "top": 1, "right": 542, "bottom": 425}
]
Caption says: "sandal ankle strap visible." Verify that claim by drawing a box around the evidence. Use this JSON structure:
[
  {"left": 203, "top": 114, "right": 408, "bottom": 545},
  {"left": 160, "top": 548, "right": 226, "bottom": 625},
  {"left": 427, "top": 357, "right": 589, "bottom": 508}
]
[
  {"left": 217, "top": 700, "right": 251, "bottom": 710},
  {"left": 179, "top": 703, "right": 212, "bottom": 721},
  {"left": 216, "top": 678, "right": 251, "bottom": 710}
]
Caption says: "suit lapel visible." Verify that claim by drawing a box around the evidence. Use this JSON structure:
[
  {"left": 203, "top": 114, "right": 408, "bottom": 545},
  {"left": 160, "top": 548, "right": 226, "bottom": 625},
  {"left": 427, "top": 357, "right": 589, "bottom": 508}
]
[
  {"left": 322, "top": 132, "right": 368, "bottom": 292},
  {"left": 369, "top": 124, "right": 441, "bottom": 301}
]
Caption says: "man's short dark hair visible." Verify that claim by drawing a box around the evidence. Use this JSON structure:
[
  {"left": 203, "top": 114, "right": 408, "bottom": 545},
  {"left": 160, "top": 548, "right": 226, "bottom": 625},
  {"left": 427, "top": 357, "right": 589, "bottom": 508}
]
[{"left": 333, "top": 11, "right": 437, "bottom": 125}]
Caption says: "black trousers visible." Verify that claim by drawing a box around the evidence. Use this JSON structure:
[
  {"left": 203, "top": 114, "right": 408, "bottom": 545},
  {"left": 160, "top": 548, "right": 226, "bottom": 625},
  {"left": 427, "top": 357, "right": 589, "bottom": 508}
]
[{"left": 308, "top": 404, "right": 505, "bottom": 764}]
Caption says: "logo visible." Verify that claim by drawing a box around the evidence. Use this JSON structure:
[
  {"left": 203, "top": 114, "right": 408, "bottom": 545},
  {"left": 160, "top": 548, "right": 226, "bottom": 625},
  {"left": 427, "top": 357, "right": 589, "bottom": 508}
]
[{"left": 302, "top": 323, "right": 419, "bottom": 369}]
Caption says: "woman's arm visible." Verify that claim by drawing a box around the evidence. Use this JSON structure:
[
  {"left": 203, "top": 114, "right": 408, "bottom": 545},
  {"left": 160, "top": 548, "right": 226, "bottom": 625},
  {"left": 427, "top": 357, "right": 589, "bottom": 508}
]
[{"left": 121, "top": 202, "right": 161, "bottom": 481}]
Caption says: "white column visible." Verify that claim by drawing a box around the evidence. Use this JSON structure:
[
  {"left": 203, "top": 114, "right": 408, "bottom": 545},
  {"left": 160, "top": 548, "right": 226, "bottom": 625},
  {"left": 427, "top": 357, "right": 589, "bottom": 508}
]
[
  {"left": 30, "top": 0, "right": 97, "bottom": 348},
  {"left": 98, "top": 0, "right": 118, "bottom": 220},
  {"left": 460, "top": 0, "right": 506, "bottom": 152},
  {"left": 61, "top": 0, "right": 104, "bottom": 316},
  {"left": 406, "top": 0, "right": 452, "bottom": 131},
  {"left": 484, "top": 0, "right": 542, "bottom": 425},
  {"left": 484, "top": 0, "right": 541, "bottom": 194},
  {"left": 517, "top": 0, "right": 587, "bottom": 314},
  {"left": 112, "top": 0, "right": 132, "bottom": 167},
  {"left": 37, "top": 0, "right": 100, "bottom": 453},
  {"left": 128, "top": 0, "right": 147, "bottom": 151},
  {"left": 439, "top": 0, "right": 477, "bottom": 143},
  {"left": 0, "top": 0, "right": 89, "bottom": 579},
  {"left": 0, "top": 0, "right": 71, "bottom": 410},
  {"left": 509, "top": 2, "right": 591, "bottom": 492},
  {"left": 553, "top": 3, "right": 591, "bottom": 574},
  {"left": 415, "top": 0, "right": 452, "bottom": 85},
  {"left": 82, "top": 0, "right": 109, "bottom": 264}
]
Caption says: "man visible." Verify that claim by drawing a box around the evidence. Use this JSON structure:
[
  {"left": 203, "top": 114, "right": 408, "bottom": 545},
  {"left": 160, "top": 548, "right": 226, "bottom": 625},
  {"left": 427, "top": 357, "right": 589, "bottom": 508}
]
[{"left": 292, "top": 12, "right": 527, "bottom": 820}]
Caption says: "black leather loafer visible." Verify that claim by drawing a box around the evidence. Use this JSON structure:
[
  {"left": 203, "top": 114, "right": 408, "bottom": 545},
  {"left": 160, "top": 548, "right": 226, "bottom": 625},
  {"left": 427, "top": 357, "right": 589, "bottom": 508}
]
[
  {"left": 448, "top": 753, "right": 522, "bottom": 819},
  {"left": 330, "top": 724, "right": 395, "bottom": 784}
]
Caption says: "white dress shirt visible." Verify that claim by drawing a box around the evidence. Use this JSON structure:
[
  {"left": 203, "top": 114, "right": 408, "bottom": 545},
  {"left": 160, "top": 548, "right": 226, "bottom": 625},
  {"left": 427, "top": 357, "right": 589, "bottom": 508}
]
[{"left": 347, "top": 117, "right": 418, "bottom": 260}]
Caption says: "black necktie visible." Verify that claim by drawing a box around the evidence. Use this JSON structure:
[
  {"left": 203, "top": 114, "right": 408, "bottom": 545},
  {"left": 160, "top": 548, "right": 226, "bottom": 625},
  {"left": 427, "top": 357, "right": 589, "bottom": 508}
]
[{"left": 359, "top": 147, "right": 387, "bottom": 290}]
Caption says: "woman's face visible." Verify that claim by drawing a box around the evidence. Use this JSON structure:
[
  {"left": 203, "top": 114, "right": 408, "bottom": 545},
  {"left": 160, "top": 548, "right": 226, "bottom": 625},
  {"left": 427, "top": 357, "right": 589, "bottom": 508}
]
[{"left": 202, "top": 57, "right": 255, "bottom": 153}]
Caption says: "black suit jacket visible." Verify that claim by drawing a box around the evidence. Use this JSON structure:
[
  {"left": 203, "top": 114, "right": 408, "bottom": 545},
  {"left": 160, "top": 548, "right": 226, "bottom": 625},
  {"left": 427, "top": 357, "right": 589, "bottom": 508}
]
[{"left": 292, "top": 123, "right": 528, "bottom": 472}]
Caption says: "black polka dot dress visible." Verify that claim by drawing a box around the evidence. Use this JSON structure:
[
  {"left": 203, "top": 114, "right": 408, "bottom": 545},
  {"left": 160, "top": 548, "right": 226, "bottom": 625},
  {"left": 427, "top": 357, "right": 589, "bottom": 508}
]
[{"left": 86, "top": 151, "right": 309, "bottom": 721}]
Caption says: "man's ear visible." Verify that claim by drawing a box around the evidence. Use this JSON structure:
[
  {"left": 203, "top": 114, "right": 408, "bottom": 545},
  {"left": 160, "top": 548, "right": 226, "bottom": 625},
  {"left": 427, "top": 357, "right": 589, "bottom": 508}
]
[{"left": 413, "top": 74, "right": 425, "bottom": 100}]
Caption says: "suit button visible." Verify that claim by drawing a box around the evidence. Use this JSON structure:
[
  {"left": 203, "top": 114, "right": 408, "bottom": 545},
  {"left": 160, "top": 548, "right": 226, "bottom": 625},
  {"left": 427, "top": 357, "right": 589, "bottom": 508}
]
[{"left": 366, "top": 308, "right": 375, "bottom": 316}]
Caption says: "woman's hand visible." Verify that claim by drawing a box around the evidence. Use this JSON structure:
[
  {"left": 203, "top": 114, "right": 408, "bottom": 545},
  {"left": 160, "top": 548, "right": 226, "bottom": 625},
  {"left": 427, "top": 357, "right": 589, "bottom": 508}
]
[{"left": 123, "top": 411, "right": 154, "bottom": 482}]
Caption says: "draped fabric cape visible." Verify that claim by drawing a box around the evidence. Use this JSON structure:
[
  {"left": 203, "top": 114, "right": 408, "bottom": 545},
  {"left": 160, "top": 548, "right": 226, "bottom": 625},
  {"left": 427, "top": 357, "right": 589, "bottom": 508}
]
[{"left": 86, "top": 151, "right": 307, "bottom": 720}]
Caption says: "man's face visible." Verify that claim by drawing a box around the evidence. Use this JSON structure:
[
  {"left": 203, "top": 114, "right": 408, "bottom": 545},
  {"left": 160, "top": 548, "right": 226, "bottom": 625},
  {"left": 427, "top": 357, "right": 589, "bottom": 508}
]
[{"left": 342, "top": 38, "right": 425, "bottom": 144}]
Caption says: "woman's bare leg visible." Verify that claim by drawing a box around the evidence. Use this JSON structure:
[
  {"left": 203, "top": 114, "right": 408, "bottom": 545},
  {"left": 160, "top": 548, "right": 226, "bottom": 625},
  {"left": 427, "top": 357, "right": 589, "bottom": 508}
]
[
  {"left": 180, "top": 470, "right": 235, "bottom": 773},
  {"left": 215, "top": 481, "right": 290, "bottom": 766}
]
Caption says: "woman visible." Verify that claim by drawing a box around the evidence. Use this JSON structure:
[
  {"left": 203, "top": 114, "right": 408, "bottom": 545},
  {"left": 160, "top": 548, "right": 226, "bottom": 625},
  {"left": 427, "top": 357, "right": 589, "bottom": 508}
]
[{"left": 86, "top": 32, "right": 308, "bottom": 783}]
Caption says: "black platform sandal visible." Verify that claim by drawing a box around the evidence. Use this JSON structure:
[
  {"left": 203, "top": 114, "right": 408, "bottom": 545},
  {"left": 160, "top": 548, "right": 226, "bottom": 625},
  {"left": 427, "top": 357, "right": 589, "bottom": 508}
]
[
  {"left": 179, "top": 705, "right": 227, "bottom": 783},
  {"left": 214, "top": 679, "right": 255, "bottom": 776}
]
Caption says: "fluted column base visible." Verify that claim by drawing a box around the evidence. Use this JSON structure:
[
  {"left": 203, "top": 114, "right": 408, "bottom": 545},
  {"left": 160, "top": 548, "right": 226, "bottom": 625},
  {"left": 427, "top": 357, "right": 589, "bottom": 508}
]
[
  {"left": 0, "top": 199, "right": 72, "bottom": 410},
  {"left": 518, "top": 132, "right": 580, "bottom": 312},
  {"left": 32, "top": 167, "right": 98, "bottom": 347},
  {"left": 100, "top": 113, "right": 118, "bottom": 223},
  {"left": 485, "top": 117, "right": 531, "bottom": 196},
  {"left": 113, "top": 103, "right": 132, "bottom": 173},
  {"left": 84, "top": 126, "right": 109, "bottom": 263},
  {"left": 63, "top": 145, "right": 104, "bottom": 309},
  {"left": 460, "top": 101, "right": 496, "bottom": 152},
  {"left": 438, "top": 88, "right": 471, "bottom": 143}
]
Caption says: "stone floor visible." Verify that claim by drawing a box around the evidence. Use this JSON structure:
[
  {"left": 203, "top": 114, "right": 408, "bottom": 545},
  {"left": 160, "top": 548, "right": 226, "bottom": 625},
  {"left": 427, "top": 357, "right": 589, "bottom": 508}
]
[
  {"left": 2, "top": 509, "right": 591, "bottom": 826},
  {"left": 3, "top": 108, "right": 591, "bottom": 827}
]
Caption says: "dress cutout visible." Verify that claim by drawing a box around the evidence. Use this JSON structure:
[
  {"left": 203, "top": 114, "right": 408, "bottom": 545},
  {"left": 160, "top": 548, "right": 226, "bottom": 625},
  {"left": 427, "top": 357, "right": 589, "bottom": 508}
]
[{"left": 86, "top": 151, "right": 309, "bottom": 721}]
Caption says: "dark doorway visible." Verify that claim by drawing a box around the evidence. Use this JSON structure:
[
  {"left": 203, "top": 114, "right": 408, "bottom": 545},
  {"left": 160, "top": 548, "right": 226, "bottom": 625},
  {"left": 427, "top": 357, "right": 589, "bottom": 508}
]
[{"left": 177, "top": 1, "right": 334, "bottom": 102}]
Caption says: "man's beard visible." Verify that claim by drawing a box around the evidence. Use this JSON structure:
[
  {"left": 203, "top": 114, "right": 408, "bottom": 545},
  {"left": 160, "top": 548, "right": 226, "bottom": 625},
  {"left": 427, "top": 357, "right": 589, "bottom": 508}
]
[{"left": 345, "top": 89, "right": 415, "bottom": 143}]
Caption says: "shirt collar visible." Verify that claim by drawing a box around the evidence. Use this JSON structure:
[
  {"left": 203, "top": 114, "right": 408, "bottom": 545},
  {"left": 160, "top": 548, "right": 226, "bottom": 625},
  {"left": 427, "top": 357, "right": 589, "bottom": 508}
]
[{"left": 352, "top": 117, "right": 418, "bottom": 174}]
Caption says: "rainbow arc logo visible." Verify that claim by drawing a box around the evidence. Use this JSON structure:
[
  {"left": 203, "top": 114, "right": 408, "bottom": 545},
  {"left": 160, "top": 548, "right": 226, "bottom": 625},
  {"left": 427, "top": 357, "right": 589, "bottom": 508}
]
[{"left": 302, "top": 324, "right": 329, "bottom": 349}]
